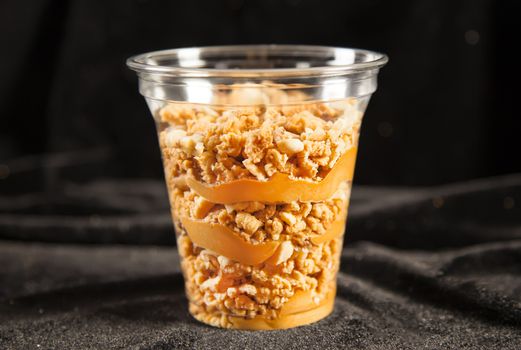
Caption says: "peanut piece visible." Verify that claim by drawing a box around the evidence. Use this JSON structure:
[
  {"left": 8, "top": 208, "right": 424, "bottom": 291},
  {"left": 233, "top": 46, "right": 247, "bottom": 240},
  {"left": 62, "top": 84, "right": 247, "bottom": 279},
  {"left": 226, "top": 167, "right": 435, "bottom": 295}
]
[
  {"left": 267, "top": 241, "right": 294, "bottom": 265},
  {"left": 180, "top": 136, "right": 196, "bottom": 153},
  {"left": 217, "top": 255, "right": 231, "bottom": 268},
  {"left": 164, "top": 128, "right": 186, "bottom": 147},
  {"left": 200, "top": 276, "right": 221, "bottom": 291},
  {"left": 181, "top": 133, "right": 204, "bottom": 154},
  {"left": 279, "top": 211, "right": 297, "bottom": 226},
  {"left": 235, "top": 212, "right": 263, "bottom": 235},
  {"left": 277, "top": 138, "right": 304, "bottom": 155},
  {"left": 195, "top": 142, "right": 205, "bottom": 155},
  {"left": 192, "top": 196, "right": 215, "bottom": 219},
  {"left": 242, "top": 159, "right": 267, "bottom": 180},
  {"left": 239, "top": 284, "right": 257, "bottom": 296}
]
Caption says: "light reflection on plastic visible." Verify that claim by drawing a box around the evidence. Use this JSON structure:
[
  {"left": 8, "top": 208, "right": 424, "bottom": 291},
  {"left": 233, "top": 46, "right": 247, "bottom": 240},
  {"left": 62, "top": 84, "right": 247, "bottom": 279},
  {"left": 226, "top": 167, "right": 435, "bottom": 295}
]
[
  {"left": 321, "top": 78, "right": 347, "bottom": 100},
  {"left": 151, "top": 85, "right": 166, "bottom": 100},
  {"left": 186, "top": 79, "right": 213, "bottom": 104},
  {"left": 327, "top": 49, "right": 355, "bottom": 65},
  {"left": 178, "top": 48, "right": 205, "bottom": 68},
  {"left": 296, "top": 62, "right": 311, "bottom": 68}
]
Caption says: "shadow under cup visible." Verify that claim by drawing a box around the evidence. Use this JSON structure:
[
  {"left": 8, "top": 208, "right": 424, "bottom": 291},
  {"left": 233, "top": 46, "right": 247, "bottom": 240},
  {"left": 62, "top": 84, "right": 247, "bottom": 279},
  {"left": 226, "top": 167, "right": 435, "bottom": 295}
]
[{"left": 127, "top": 45, "right": 387, "bottom": 330}]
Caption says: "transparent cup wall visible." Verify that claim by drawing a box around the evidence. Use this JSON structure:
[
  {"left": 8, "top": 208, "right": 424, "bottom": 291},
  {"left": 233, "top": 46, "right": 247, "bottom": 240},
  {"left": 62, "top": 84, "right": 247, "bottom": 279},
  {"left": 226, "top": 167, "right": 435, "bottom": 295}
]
[{"left": 130, "top": 46, "right": 386, "bottom": 329}]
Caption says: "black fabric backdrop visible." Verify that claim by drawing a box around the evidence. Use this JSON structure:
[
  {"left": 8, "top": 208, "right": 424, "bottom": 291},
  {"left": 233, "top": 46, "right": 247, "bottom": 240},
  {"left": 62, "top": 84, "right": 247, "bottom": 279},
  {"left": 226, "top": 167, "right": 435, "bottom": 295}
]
[
  {"left": 0, "top": 0, "right": 520, "bottom": 185},
  {"left": 1, "top": 1, "right": 521, "bottom": 349},
  {"left": 0, "top": 153, "right": 521, "bottom": 349}
]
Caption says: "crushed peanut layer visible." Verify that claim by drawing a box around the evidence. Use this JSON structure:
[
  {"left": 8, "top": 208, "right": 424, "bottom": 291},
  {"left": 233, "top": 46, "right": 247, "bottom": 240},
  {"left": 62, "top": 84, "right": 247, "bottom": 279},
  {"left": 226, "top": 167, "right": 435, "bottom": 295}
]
[
  {"left": 157, "top": 88, "right": 362, "bottom": 329},
  {"left": 170, "top": 184, "right": 349, "bottom": 246},
  {"left": 159, "top": 98, "right": 361, "bottom": 184},
  {"left": 177, "top": 230, "right": 342, "bottom": 328}
]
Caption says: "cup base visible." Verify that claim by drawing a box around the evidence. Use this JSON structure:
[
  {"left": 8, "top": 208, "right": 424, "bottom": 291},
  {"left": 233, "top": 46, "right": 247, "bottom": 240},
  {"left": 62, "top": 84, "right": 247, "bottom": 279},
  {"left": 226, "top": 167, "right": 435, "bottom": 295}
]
[{"left": 188, "top": 290, "right": 336, "bottom": 330}]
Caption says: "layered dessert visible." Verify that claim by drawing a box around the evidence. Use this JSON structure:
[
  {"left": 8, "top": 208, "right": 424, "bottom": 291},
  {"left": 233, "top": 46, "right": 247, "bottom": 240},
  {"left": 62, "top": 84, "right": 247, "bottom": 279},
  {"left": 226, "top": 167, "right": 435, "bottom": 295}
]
[{"left": 157, "top": 86, "right": 362, "bottom": 329}]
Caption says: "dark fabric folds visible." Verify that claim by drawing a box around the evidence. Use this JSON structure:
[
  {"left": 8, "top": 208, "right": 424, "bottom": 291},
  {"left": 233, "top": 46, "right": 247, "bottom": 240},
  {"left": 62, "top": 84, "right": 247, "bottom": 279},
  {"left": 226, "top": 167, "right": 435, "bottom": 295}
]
[{"left": 1, "top": 164, "right": 520, "bottom": 348}]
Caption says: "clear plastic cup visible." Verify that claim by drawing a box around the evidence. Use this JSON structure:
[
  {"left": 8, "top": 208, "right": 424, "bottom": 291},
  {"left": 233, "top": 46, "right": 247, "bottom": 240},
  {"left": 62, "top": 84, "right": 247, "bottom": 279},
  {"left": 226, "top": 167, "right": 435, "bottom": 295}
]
[{"left": 127, "top": 45, "right": 387, "bottom": 330}]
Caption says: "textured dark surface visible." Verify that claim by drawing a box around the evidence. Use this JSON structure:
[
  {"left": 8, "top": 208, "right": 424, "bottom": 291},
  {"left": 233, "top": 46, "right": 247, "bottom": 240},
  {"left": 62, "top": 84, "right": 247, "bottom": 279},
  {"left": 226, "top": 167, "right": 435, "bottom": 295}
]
[{"left": 1, "top": 170, "right": 521, "bottom": 349}]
